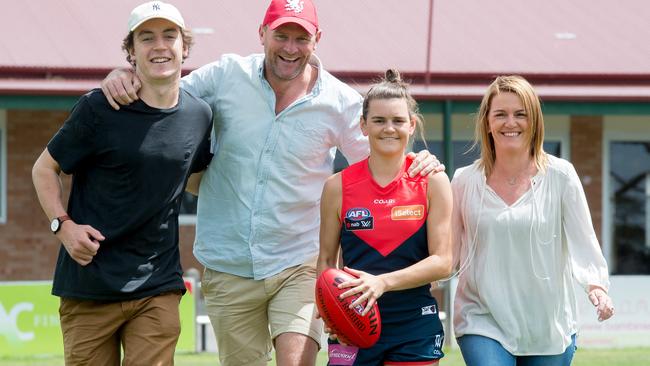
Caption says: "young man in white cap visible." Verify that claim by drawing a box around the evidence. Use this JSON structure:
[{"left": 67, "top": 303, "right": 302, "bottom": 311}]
[
  {"left": 32, "top": 2, "right": 212, "bottom": 364},
  {"left": 101, "top": 0, "right": 443, "bottom": 364}
]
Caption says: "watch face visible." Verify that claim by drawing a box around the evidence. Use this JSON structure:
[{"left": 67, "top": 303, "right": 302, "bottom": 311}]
[{"left": 51, "top": 219, "right": 59, "bottom": 233}]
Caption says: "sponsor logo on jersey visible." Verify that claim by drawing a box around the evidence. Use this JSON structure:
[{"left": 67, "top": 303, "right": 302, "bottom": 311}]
[
  {"left": 421, "top": 304, "right": 437, "bottom": 315},
  {"left": 328, "top": 344, "right": 358, "bottom": 365},
  {"left": 373, "top": 198, "right": 396, "bottom": 205},
  {"left": 344, "top": 207, "right": 373, "bottom": 230},
  {"left": 391, "top": 204, "right": 425, "bottom": 220}
]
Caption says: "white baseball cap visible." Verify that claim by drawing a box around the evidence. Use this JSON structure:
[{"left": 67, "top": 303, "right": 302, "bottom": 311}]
[{"left": 128, "top": 1, "right": 185, "bottom": 32}]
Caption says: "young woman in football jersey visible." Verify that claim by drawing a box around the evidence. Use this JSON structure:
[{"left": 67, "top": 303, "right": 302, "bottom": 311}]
[
  {"left": 452, "top": 75, "right": 614, "bottom": 366},
  {"left": 317, "top": 69, "right": 453, "bottom": 365}
]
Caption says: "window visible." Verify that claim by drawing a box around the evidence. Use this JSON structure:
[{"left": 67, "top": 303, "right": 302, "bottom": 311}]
[
  {"left": 604, "top": 116, "right": 650, "bottom": 275},
  {"left": 0, "top": 111, "right": 6, "bottom": 223},
  {"left": 608, "top": 141, "right": 650, "bottom": 274}
]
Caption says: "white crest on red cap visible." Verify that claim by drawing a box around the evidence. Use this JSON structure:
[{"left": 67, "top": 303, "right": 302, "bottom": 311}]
[{"left": 285, "top": 0, "right": 304, "bottom": 14}]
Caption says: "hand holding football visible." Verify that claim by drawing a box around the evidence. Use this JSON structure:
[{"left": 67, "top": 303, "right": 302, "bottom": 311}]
[{"left": 315, "top": 268, "right": 381, "bottom": 348}]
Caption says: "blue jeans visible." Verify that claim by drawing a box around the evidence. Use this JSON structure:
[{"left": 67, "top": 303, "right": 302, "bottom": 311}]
[{"left": 457, "top": 334, "right": 577, "bottom": 366}]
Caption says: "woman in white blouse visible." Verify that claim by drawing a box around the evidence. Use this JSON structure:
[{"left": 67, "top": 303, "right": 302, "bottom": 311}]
[{"left": 451, "top": 75, "right": 614, "bottom": 366}]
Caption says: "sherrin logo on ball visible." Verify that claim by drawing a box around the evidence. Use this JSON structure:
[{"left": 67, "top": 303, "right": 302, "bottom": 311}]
[{"left": 315, "top": 268, "right": 381, "bottom": 348}]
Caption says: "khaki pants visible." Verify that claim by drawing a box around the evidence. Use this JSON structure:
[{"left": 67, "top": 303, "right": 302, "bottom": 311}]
[
  {"left": 202, "top": 258, "right": 323, "bottom": 366},
  {"left": 59, "top": 291, "right": 182, "bottom": 366}
]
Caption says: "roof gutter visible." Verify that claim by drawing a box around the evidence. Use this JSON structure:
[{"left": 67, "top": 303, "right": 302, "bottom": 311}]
[{"left": 425, "top": 0, "right": 434, "bottom": 86}]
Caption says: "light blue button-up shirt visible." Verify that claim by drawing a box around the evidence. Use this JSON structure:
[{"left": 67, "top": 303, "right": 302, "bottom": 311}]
[{"left": 182, "top": 53, "right": 368, "bottom": 279}]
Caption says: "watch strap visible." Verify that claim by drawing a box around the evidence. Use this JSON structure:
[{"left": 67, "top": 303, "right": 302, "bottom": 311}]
[
  {"left": 57, "top": 215, "right": 71, "bottom": 224},
  {"left": 52, "top": 215, "right": 72, "bottom": 234}
]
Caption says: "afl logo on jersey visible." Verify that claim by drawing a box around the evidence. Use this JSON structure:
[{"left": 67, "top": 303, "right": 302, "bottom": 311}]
[{"left": 344, "top": 207, "right": 374, "bottom": 231}]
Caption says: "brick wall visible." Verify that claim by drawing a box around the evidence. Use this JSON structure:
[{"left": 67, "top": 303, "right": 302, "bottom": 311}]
[
  {"left": 1, "top": 110, "right": 68, "bottom": 280},
  {"left": 570, "top": 115, "right": 603, "bottom": 243},
  {"left": 0, "top": 109, "right": 200, "bottom": 281}
]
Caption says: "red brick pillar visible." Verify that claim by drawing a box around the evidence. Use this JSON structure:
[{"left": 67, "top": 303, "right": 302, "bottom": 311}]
[{"left": 569, "top": 115, "right": 603, "bottom": 244}]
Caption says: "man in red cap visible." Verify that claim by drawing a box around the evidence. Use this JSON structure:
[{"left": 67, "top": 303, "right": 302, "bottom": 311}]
[{"left": 100, "top": 1, "right": 442, "bottom": 364}]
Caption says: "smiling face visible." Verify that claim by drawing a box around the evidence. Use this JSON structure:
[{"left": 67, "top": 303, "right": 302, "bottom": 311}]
[
  {"left": 259, "top": 23, "right": 321, "bottom": 83},
  {"left": 361, "top": 98, "right": 416, "bottom": 157},
  {"left": 129, "top": 18, "right": 188, "bottom": 84},
  {"left": 475, "top": 76, "right": 546, "bottom": 176},
  {"left": 487, "top": 91, "right": 532, "bottom": 154}
]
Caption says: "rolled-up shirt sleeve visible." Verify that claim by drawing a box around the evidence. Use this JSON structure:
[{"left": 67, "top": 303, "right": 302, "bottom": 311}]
[{"left": 562, "top": 163, "right": 611, "bottom": 292}]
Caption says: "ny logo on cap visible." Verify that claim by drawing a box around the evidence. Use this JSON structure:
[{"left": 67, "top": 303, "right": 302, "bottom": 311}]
[
  {"left": 285, "top": 0, "right": 304, "bottom": 14},
  {"left": 152, "top": 2, "right": 161, "bottom": 11}
]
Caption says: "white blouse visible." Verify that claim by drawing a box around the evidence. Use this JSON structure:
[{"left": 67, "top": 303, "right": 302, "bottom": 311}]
[{"left": 451, "top": 155, "right": 610, "bottom": 355}]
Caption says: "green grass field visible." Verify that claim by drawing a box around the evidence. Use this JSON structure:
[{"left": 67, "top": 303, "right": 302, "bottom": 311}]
[{"left": 2, "top": 347, "right": 649, "bottom": 365}]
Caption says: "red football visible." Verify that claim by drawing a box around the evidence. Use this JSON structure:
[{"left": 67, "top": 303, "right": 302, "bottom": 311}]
[{"left": 315, "top": 268, "right": 381, "bottom": 348}]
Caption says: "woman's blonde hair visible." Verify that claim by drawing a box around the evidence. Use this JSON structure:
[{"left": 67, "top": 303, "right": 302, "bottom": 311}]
[{"left": 474, "top": 75, "right": 548, "bottom": 176}]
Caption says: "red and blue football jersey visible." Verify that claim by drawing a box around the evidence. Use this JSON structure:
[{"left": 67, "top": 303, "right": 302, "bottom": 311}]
[{"left": 340, "top": 157, "right": 443, "bottom": 343}]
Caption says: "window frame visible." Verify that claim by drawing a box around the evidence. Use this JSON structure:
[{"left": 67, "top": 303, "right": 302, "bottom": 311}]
[
  {"left": 603, "top": 116, "right": 650, "bottom": 273},
  {"left": 0, "top": 111, "right": 6, "bottom": 224}
]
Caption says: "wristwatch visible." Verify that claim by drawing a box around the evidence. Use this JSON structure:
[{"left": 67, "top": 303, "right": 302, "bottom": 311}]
[{"left": 50, "top": 215, "right": 71, "bottom": 234}]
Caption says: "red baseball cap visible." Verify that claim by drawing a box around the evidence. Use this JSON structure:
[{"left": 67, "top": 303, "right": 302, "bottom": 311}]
[{"left": 262, "top": 0, "right": 319, "bottom": 35}]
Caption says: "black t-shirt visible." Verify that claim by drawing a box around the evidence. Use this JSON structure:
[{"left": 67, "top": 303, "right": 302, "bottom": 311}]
[{"left": 47, "top": 88, "right": 213, "bottom": 301}]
